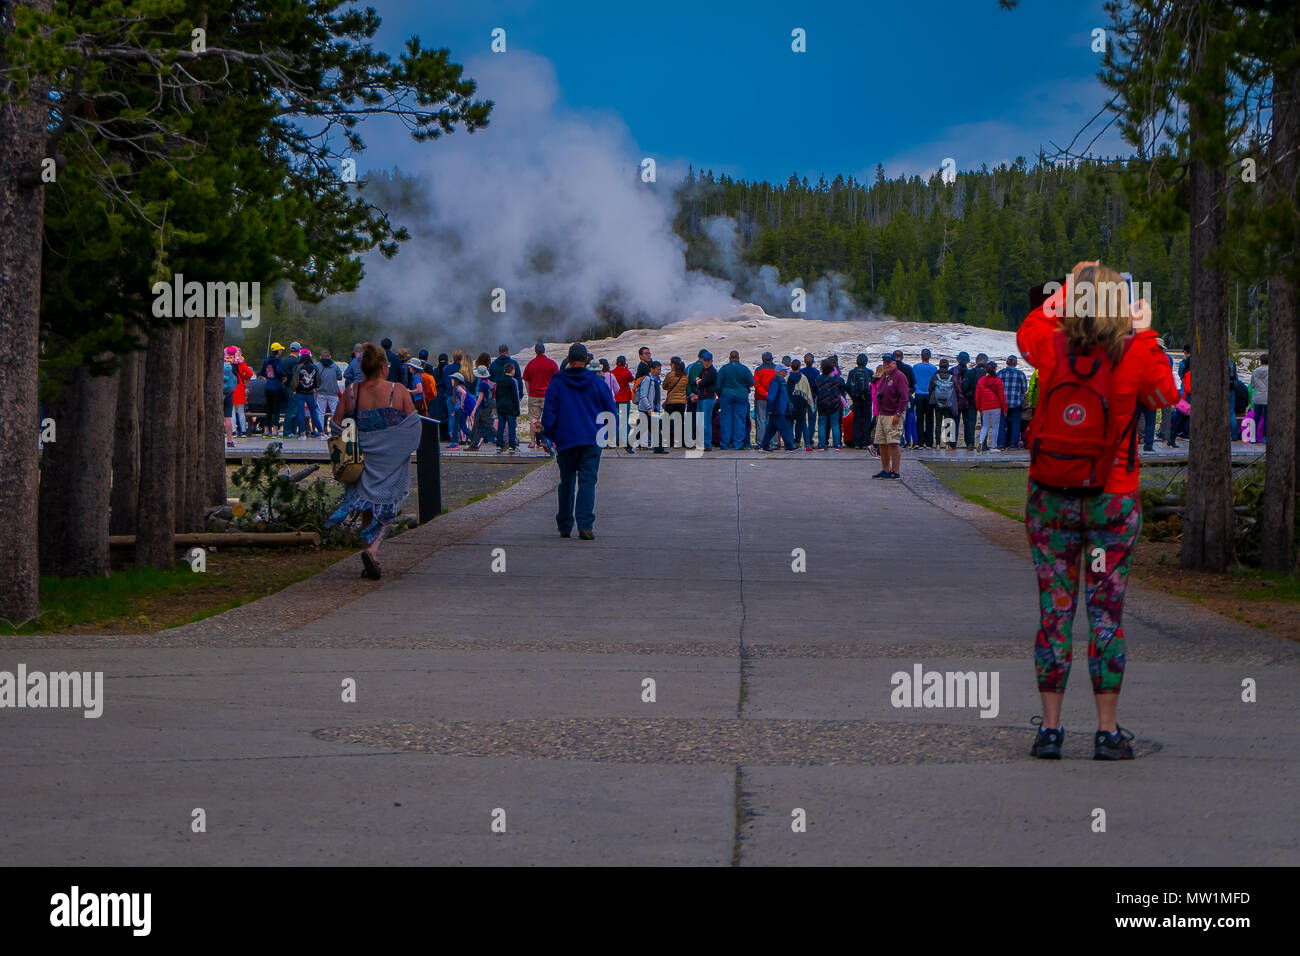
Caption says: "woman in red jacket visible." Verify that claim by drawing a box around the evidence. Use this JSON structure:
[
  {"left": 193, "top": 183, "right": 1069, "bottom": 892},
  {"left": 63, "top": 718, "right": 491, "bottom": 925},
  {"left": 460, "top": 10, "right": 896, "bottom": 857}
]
[
  {"left": 1017, "top": 262, "right": 1179, "bottom": 761},
  {"left": 226, "top": 346, "right": 254, "bottom": 437},
  {"left": 975, "top": 362, "right": 1007, "bottom": 453}
]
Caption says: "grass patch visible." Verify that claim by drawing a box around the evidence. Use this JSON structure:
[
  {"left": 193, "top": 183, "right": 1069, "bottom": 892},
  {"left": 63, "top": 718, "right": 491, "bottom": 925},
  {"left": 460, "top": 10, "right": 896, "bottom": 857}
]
[
  {"left": 926, "top": 462, "right": 1201, "bottom": 526},
  {"left": 1227, "top": 569, "right": 1300, "bottom": 603},
  {"left": 12, "top": 457, "right": 548, "bottom": 637},
  {"left": 925, "top": 464, "right": 1027, "bottom": 522},
  {"left": 3, "top": 549, "right": 351, "bottom": 636}
]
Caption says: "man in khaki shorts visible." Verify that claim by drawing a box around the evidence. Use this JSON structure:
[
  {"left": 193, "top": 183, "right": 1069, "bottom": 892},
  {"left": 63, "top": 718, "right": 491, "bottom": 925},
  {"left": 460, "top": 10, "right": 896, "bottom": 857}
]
[{"left": 872, "top": 353, "right": 910, "bottom": 480}]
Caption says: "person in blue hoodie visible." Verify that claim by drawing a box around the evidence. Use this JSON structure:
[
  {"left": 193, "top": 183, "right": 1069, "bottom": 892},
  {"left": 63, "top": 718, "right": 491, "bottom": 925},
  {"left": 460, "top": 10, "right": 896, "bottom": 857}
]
[
  {"left": 759, "top": 364, "right": 796, "bottom": 451},
  {"left": 542, "top": 344, "right": 618, "bottom": 540}
]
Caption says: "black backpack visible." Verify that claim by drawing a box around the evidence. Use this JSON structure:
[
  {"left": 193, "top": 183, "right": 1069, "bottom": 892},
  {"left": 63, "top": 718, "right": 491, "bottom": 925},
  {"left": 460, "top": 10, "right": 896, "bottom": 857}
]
[
  {"left": 1232, "top": 378, "right": 1250, "bottom": 415},
  {"left": 848, "top": 366, "right": 872, "bottom": 401}
]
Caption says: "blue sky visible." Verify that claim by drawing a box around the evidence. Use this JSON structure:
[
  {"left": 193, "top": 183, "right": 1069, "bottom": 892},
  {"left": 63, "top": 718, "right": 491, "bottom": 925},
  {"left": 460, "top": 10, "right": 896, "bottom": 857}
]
[{"left": 362, "top": 0, "right": 1125, "bottom": 183}]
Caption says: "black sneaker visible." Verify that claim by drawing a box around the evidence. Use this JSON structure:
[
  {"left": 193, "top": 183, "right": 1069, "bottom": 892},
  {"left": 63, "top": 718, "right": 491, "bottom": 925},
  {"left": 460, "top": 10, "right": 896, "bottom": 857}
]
[
  {"left": 578, "top": 529, "right": 595, "bottom": 540},
  {"left": 871, "top": 470, "right": 889, "bottom": 479},
  {"left": 887, "top": 471, "right": 900, "bottom": 479},
  {"left": 1093, "top": 726, "right": 1136, "bottom": 760},
  {"left": 1030, "top": 716, "right": 1063, "bottom": 759},
  {"left": 558, "top": 528, "right": 571, "bottom": 538}
]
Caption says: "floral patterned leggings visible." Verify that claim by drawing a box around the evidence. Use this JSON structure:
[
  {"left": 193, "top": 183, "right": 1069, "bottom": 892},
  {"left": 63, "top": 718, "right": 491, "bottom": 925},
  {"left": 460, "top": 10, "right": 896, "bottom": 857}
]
[{"left": 1025, "top": 481, "right": 1142, "bottom": 694}]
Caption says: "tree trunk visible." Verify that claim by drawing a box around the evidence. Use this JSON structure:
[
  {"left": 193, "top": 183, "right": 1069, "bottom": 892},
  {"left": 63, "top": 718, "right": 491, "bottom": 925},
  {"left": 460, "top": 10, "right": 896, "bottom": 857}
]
[
  {"left": 1180, "top": 75, "right": 1234, "bottom": 571},
  {"left": 136, "top": 325, "right": 182, "bottom": 569},
  {"left": 0, "top": 0, "right": 53, "bottom": 624},
  {"left": 38, "top": 365, "right": 119, "bottom": 577},
  {"left": 110, "top": 350, "right": 143, "bottom": 535},
  {"left": 1261, "top": 61, "right": 1299, "bottom": 573},
  {"left": 204, "top": 316, "right": 226, "bottom": 508},
  {"left": 173, "top": 319, "right": 189, "bottom": 531},
  {"left": 185, "top": 316, "right": 204, "bottom": 528}
]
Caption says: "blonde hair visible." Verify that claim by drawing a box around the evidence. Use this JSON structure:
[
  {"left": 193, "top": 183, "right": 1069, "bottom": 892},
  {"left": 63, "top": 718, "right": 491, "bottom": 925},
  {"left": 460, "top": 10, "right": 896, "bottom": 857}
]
[{"left": 1065, "top": 264, "right": 1130, "bottom": 363}]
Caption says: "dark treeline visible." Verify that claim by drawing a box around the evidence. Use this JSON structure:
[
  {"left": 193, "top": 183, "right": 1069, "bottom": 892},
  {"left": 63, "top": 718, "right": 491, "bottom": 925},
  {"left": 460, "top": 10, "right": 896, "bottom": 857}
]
[{"left": 671, "top": 159, "right": 1267, "bottom": 346}]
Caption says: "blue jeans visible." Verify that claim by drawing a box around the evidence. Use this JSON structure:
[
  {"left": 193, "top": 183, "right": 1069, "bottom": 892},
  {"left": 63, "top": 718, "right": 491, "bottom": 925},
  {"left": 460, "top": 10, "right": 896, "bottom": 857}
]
[
  {"left": 291, "top": 392, "right": 322, "bottom": 435},
  {"left": 960, "top": 406, "right": 977, "bottom": 448},
  {"left": 283, "top": 389, "right": 298, "bottom": 436},
  {"left": 818, "top": 408, "right": 842, "bottom": 448},
  {"left": 761, "top": 414, "right": 795, "bottom": 450},
  {"left": 556, "top": 444, "right": 601, "bottom": 533},
  {"left": 720, "top": 394, "right": 747, "bottom": 449},
  {"left": 452, "top": 406, "right": 468, "bottom": 443},
  {"left": 804, "top": 403, "right": 818, "bottom": 445},
  {"left": 496, "top": 414, "right": 517, "bottom": 448},
  {"left": 999, "top": 406, "right": 1023, "bottom": 447},
  {"left": 618, "top": 401, "right": 635, "bottom": 449},
  {"left": 1139, "top": 406, "right": 1157, "bottom": 449},
  {"left": 695, "top": 397, "right": 715, "bottom": 449}
]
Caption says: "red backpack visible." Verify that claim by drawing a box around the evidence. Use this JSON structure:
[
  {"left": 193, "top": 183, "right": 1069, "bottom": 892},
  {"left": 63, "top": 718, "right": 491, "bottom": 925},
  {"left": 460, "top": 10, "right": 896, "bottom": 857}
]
[{"left": 1029, "top": 332, "right": 1139, "bottom": 493}]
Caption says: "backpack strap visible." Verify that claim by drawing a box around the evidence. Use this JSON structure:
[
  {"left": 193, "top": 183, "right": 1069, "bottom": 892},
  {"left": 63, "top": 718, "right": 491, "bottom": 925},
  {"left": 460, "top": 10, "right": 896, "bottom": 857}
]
[{"left": 1117, "top": 404, "right": 1141, "bottom": 472}]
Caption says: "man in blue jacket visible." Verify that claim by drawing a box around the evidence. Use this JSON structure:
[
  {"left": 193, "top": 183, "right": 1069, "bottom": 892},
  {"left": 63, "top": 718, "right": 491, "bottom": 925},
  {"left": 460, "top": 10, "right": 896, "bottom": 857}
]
[
  {"left": 759, "top": 365, "right": 796, "bottom": 451},
  {"left": 716, "top": 350, "right": 755, "bottom": 450},
  {"left": 542, "top": 344, "right": 618, "bottom": 540}
]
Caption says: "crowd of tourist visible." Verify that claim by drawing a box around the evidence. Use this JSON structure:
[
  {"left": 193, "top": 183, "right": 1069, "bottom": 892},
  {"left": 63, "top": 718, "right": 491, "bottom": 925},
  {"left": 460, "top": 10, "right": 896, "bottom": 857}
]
[{"left": 225, "top": 334, "right": 1269, "bottom": 463}]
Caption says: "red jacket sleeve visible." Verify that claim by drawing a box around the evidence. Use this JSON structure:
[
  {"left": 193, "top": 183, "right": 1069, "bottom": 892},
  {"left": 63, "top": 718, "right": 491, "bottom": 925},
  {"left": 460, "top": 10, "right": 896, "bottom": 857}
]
[
  {"left": 1016, "top": 285, "right": 1066, "bottom": 375},
  {"left": 1131, "top": 331, "right": 1179, "bottom": 410}
]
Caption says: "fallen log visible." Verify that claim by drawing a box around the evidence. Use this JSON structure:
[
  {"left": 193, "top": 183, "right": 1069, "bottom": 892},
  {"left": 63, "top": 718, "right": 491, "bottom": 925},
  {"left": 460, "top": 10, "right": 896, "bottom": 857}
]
[
  {"left": 1150, "top": 505, "right": 1251, "bottom": 518},
  {"left": 109, "top": 532, "right": 320, "bottom": 549},
  {"left": 284, "top": 464, "right": 320, "bottom": 482}
]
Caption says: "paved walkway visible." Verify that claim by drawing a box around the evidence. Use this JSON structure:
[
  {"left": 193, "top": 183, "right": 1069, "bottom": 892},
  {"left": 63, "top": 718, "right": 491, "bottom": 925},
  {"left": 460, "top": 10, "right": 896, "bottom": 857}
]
[{"left": 2, "top": 453, "right": 1296, "bottom": 865}]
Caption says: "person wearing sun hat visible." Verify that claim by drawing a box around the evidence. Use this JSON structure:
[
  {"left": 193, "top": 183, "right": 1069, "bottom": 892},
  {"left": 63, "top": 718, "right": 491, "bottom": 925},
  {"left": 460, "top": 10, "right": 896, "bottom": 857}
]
[
  {"left": 447, "top": 370, "right": 470, "bottom": 449},
  {"left": 405, "top": 355, "right": 437, "bottom": 416},
  {"left": 466, "top": 365, "right": 497, "bottom": 450}
]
